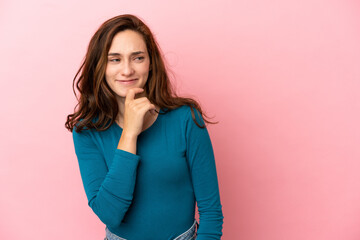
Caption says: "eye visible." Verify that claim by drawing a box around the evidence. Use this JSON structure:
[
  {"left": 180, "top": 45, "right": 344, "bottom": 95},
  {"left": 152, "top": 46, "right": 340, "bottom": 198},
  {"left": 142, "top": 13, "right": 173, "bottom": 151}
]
[
  {"left": 134, "top": 56, "right": 145, "bottom": 61},
  {"left": 109, "top": 58, "right": 120, "bottom": 62}
]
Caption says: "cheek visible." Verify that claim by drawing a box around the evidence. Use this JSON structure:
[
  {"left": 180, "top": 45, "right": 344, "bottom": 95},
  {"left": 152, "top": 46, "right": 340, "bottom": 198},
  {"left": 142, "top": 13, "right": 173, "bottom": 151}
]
[
  {"left": 105, "top": 66, "right": 115, "bottom": 80},
  {"left": 139, "top": 63, "right": 150, "bottom": 76},
  {"left": 142, "top": 69, "right": 150, "bottom": 77}
]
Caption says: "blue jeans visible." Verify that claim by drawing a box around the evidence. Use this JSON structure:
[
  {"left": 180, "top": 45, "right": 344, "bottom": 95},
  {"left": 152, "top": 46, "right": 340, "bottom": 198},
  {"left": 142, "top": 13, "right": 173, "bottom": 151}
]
[{"left": 104, "top": 220, "right": 198, "bottom": 240}]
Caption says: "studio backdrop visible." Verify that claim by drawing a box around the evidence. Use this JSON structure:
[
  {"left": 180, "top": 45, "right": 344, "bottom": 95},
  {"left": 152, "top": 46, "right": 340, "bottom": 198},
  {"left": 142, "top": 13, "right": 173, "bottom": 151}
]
[{"left": 1, "top": 0, "right": 360, "bottom": 239}]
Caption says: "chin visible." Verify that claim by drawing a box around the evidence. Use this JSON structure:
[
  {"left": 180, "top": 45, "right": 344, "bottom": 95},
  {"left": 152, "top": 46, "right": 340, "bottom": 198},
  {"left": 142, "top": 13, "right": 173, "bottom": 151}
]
[
  {"left": 114, "top": 88, "right": 137, "bottom": 98},
  {"left": 112, "top": 90, "right": 127, "bottom": 98}
]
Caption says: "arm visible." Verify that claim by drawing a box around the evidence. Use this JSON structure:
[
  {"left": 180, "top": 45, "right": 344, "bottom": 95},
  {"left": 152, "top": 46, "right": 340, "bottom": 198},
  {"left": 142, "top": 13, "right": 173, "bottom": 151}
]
[
  {"left": 185, "top": 107, "right": 224, "bottom": 240},
  {"left": 72, "top": 88, "right": 155, "bottom": 227},
  {"left": 73, "top": 128, "right": 140, "bottom": 227}
]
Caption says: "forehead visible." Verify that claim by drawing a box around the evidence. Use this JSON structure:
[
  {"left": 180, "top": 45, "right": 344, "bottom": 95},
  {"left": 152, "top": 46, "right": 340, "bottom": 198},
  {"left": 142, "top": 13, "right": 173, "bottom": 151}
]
[{"left": 108, "top": 30, "right": 147, "bottom": 54}]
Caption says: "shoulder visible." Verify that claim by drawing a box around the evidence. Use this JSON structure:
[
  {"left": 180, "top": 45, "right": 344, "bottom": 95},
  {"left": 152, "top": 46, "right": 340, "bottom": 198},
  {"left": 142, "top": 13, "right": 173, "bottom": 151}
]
[
  {"left": 165, "top": 105, "right": 205, "bottom": 127},
  {"left": 164, "top": 105, "right": 192, "bottom": 120},
  {"left": 72, "top": 117, "right": 101, "bottom": 139},
  {"left": 168, "top": 105, "right": 191, "bottom": 115},
  {"left": 72, "top": 118, "right": 115, "bottom": 150},
  {"left": 72, "top": 123, "right": 93, "bottom": 144}
]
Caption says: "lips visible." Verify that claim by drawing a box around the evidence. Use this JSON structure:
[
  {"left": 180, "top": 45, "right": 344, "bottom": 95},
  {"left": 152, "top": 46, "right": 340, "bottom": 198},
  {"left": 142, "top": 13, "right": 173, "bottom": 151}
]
[
  {"left": 117, "top": 79, "right": 137, "bottom": 82},
  {"left": 116, "top": 79, "right": 138, "bottom": 85}
]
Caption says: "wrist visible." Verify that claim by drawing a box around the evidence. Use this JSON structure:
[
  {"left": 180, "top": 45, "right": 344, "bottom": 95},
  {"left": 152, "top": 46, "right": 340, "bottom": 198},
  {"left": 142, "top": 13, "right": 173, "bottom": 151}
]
[
  {"left": 121, "top": 129, "right": 139, "bottom": 139},
  {"left": 117, "top": 130, "right": 138, "bottom": 154}
]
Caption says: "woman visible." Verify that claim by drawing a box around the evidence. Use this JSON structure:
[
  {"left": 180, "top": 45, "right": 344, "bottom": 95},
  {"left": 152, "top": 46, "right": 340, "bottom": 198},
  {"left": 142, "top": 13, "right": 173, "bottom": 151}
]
[{"left": 65, "top": 14, "right": 223, "bottom": 240}]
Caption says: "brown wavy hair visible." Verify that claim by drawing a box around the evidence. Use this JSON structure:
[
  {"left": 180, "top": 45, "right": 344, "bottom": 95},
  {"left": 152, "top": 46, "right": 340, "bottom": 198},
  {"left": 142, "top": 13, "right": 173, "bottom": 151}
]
[{"left": 65, "top": 14, "right": 217, "bottom": 133}]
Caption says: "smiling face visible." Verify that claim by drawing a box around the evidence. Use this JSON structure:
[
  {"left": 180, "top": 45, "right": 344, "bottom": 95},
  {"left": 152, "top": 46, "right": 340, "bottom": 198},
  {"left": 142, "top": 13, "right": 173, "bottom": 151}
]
[{"left": 105, "top": 29, "right": 150, "bottom": 98}]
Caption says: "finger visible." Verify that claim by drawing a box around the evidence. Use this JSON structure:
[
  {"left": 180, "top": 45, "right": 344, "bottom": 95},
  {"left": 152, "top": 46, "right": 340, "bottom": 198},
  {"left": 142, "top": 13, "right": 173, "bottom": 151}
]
[
  {"left": 132, "top": 98, "right": 157, "bottom": 112},
  {"left": 135, "top": 101, "right": 155, "bottom": 113},
  {"left": 125, "top": 88, "right": 144, "bottom": 103},
  {"left": 132, "top": 97, "right": 152, "bottom": 105},
  {"left": 149, "top": 106, "right": 157, "bottom": 115}
]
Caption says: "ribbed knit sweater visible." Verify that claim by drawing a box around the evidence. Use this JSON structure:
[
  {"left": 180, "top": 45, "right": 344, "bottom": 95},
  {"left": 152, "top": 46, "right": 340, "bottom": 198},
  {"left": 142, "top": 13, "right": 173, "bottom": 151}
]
[{"left": 72, "top": 105, "right": 223, "bottom": 240}]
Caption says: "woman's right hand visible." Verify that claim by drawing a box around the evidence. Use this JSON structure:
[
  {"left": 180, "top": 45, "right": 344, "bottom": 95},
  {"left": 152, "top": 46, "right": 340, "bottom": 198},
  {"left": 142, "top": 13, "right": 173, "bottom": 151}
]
[{"left": 122, "top": 87, "right": 156, "bottom": 137}]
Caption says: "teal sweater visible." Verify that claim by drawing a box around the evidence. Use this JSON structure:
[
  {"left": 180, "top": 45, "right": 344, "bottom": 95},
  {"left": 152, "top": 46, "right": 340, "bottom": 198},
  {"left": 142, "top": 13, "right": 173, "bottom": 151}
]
[{"left": 72, "top": 105, "right": 223, "bottom": 240}]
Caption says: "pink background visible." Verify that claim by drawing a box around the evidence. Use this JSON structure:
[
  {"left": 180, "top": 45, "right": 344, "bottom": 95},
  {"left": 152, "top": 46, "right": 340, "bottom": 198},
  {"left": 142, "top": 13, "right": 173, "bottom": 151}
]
[{"left": 1, "top": 0, "right": 360, "bottom": 239}]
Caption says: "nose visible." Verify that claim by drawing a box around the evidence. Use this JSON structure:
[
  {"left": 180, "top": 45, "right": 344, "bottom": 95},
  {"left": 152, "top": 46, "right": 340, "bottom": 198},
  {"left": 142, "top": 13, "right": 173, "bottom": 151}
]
[{"left": 121, "top": 60, "right": 134, "bottom": 76}]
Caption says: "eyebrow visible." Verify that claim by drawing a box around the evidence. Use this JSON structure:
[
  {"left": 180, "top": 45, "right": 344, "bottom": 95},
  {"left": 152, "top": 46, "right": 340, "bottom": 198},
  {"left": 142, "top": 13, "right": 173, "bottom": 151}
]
[{"left": 108, "top": 51, "right": 145, "bottom": 56}]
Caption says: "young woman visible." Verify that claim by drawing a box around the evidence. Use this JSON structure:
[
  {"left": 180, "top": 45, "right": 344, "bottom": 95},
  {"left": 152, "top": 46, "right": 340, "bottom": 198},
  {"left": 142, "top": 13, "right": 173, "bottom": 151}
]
[{"left": 65, "top": 14, "right": 223, "bottom": 240}]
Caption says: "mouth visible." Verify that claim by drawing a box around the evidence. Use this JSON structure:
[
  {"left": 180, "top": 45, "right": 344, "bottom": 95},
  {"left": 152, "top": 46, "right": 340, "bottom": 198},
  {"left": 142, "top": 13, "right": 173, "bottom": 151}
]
[{"left": 116, "top": 79, "right": 138, "bottom": 85}]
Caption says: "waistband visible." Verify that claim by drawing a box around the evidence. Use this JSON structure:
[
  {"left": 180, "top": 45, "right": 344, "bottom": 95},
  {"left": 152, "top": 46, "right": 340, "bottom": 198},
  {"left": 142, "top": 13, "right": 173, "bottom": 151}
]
[
  {"left": 174, "top": 220, "right": 198, "bottom": 240},
  {"left": 105, "top": 220, "right": 198, "bottom": 240}
]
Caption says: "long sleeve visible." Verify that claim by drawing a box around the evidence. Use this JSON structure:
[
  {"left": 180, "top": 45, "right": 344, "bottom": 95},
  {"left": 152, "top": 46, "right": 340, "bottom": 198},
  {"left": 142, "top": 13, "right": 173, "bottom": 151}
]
[
  {"left": 185, "top": 108, "right": 224, "bottom": 240},
  {"left": 72, "top": 127, "right": 140, "bottom": 228}
]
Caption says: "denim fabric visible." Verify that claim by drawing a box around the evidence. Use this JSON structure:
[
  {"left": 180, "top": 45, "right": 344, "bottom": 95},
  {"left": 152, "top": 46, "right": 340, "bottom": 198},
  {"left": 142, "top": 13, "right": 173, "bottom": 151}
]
[{"left": 104, "top": 220, "right": 198, "bottom": 240}]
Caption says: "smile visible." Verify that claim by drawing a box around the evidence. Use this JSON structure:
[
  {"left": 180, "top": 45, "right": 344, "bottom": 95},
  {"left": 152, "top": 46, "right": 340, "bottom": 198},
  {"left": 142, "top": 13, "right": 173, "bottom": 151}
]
[{"left": 116, "top": 79, "right": 138, "bottom": 85}]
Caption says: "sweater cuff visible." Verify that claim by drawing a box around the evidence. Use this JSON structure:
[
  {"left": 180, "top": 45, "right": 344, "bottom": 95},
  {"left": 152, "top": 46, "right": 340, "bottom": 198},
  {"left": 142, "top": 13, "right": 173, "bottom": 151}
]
[
  {"left": 105, "top": 149, "right": 140, "bottom": 180},
  {"left": 114, "top": 149, "right": 141, "bottom": 162}
]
